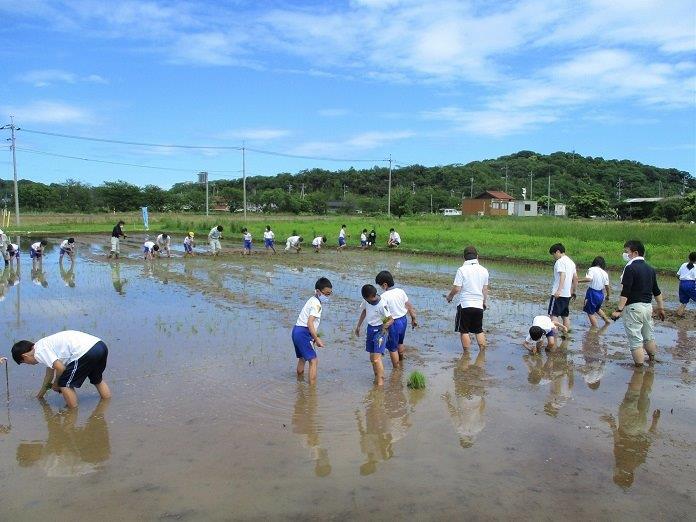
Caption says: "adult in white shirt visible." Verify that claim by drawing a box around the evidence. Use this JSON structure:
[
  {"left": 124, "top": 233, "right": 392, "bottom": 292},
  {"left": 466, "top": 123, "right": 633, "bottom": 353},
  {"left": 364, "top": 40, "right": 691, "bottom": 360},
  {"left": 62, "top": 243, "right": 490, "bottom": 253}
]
[
  {"left": 676, "top": 251, "right": 696, "bottom": 317},
  {"left": 445, "top": 246, "right": 489, "bottom": 351},
  {"left": 387, "top": 228, "right": 401, "bottom": 248},
  {"left": 11, "top": 330, "right": 112, "bottom": 408},
  {"left": 0, "top": 228, "right": 8, "bottom": 266},
  {"left": 208, "top": 225, "right": 224, "bottom": 255},
  {"left": 548, "top": 243, "right": 578, "bottom": 331},
  {"left": 285, "top": 235, "right": 304, "bottom": 253},
  {"left": 156, "top": 233, "right": 172, "bottom": 257}
]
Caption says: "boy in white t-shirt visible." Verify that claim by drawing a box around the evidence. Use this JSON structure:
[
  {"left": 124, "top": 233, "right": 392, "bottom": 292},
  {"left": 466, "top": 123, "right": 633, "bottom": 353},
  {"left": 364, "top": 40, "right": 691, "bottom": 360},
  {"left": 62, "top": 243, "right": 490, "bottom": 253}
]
[
  {"left": 312, "top": 236, "right": 326, "bottom": 253},
  {"left": 387, "top": 228, "right": 401, "bottom": 248},
  {"left": 523, "top": 315, "right": 568, "bottom": 354},
  {"left": 263, "top": 225, "right": 276, "bottom": 254},
  {"left": 291, "top": 277, "right": 333, "bottom": 383},
  {"left": 579, "top": 256, "right": 611, "bottom": 327},
  {"left": 676, "top": 251, "right": 696, "bottom": 317},
  {"left": 360, "top": 229, "right": 368, "bottom": 250},
  {"left": 337, "top": 225, "right": 348, "bottom": 251},
  {"left": 59, "top": 238, "right": 76, "bottom": 262},
  {"left": 285, "top": 235, "right": 303, "bottom": 253},
  {"left": 11, "top": 330, "right": 112, "bottom": 408},
  {"left": 242, "top": 228, "right": 252, "bottom": 255},
  {"left": 355, "top": 284, "right": 394, "bottom": 385},
  {"left": 155, "top": 233, "right": 171, "bottom": 257},
  {"left": 143, "top": 240, "right": 159, "bottom": 260},
  {"left": 548, "top": 243, "right": 578, "bottom": 331},
  {"left": 375, "top": 270, "right": 418, "bottom": 367},
  {"left": 30, "top": 240, "right": 48, "bottom": 268}
]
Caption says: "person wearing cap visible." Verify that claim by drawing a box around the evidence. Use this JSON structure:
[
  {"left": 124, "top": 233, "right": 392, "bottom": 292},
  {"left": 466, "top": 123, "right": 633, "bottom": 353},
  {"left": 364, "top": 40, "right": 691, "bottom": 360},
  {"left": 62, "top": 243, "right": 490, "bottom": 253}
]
[
  {"left": 445, "top": 246, "right": 489, "bottom": 351},
  {"left": 183, "top": 232, "right": 196, "bottom": 257}
]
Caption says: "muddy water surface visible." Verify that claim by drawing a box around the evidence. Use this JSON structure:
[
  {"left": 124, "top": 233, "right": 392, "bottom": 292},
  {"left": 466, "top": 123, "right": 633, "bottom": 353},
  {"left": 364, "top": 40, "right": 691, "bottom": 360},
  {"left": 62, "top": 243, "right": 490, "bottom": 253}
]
[{"left": 0, "top": 236, "right": 694, "bottom": 520}]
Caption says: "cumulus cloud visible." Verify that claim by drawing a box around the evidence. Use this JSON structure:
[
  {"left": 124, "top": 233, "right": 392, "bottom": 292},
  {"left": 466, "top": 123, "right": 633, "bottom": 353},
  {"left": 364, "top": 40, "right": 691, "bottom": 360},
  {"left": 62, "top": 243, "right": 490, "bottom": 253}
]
[
  {"left": 292, "top": 130, "right": 414, "bottom": 157},
  {"left": 17, "top": 69, "right": 108, "bottom": 87},
  {"left": 0, "top": 101, "right": 93, "bottom": 124}
]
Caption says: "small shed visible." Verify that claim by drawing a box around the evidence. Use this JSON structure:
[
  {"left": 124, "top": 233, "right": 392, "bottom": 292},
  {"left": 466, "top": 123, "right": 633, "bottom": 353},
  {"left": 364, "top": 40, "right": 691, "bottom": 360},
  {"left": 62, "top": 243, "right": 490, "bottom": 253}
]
[
  {"left": 554, "top": 203, "right": 566, "bottom": 217},
  {"left": 508, "top": 200, "right": 538, "bottom": 217},
  {"left": 461, "top": 190, "right": 514, "bottom": 216}
]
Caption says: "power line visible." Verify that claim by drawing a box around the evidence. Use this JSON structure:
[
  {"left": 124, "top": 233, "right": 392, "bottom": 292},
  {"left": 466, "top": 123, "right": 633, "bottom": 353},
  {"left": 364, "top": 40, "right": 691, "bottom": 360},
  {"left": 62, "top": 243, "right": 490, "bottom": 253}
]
[
  {"left": 16, "top": 147, "right": 244, "bottom": 174},
  {"left": 244, "top": 146, "right": 387, "bottom": 163}
]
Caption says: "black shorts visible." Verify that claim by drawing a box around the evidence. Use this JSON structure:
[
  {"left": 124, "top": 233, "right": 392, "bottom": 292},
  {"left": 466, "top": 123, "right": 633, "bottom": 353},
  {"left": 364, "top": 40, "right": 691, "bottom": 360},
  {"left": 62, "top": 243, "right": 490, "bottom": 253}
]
[
  {"left": 455, "top": 306, "right": 484, "bottom": 334},
  {"left": 548, "top": 296, "right": 570, "bottom": 318},
  {"left": 58, "top": 341, "right": 108, "bottom": 388}
]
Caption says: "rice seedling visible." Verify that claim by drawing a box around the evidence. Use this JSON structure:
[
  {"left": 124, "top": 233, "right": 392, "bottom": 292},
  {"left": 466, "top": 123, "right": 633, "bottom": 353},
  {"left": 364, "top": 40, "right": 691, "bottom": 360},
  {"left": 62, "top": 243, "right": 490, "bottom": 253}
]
[{"left": 407, "top": 371, "right": 426, "bottom": 389}]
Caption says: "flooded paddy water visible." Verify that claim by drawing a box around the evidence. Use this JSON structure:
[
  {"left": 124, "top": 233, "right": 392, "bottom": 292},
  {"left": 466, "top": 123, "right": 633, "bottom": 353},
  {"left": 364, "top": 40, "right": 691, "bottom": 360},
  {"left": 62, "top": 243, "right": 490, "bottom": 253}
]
[{"left": 1, "top": 235, "right": 694, "bottom": 521}]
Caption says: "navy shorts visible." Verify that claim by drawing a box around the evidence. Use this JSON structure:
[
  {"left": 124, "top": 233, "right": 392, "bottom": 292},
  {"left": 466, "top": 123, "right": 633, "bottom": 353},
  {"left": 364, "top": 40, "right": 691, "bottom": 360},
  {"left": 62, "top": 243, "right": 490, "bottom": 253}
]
[
  {"left": 365, "top": 325, "right": 387, "bottom": 354},
  {"left": 360, "top": 240, "right": 367, "bottom": 247},
  {"left": 679, "top": 280, "right": 696, "bottom": 304},
  {"left": 338, "top": 237, "right": 346, "bottom": 246},
  {"left": 455, "top": 305, "right": 484, "bottom": 334},
  {"left": 386, "top": 316, "right": 408, "bottom": 352},
  {"left": 30, "top": 248, "right": 41, "bottom": 259},
  {"left": 264, "top": 239, "right": 274, "bottom": 248},
  {"left": 58, "top": 341, "right": 108, "bottom": 388},
  {"left": 583, "top": 288, "right": 605, "bottom": 314},
  {"left": 184, "top": 243, "right": 193, "bottom": 253},
  {"left": 243, "top": 240, "right": 252, "bottom": 249},
  {"left": 548, "top": 296, "right": 570, "bottom": 317},
  {"left": 60, "top": 248, "right": 69, "bottom": 256},
  {"left": 292, "top": 325, "right": 317, "bottom": 361}
]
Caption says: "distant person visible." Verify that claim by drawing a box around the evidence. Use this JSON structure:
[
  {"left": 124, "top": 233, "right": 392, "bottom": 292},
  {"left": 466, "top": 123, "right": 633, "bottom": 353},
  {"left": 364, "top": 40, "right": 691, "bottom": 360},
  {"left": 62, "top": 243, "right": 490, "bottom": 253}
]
[
  {"left": 30, "top": 240, "right": 48, "bottom": 268},
  {"left": 579, "top": 256, "right": 611, "bottom": 327},
  {"left": 6, "top": 243, "right": 19, "bottom": 268},
  {"left": 285, "top": 235, "right": 304, "bottom": 253},
  {"left": 387, "top": 228, "right": 401, "bottom": 248},
  {"left": 445, "top": 246, "right": 489, "bottom": 351},
  {"left": 292, "top": 277, "right": 333, "bottom": 383},
  {"left": 0, "top": 228, "right": 8, "bottom": 267},
  {"left": 360, "top": 229, "right": 368, "bottom": 250},
  {"left": 337, "top": 225, "right": 348, "bottom": 251},
  {"left": 676, "top": 251, "right": 696, "bottom": 317},
  {"left": 242, "top": 228, "right": 252, "bottom": 255},
  {"left": 368, "top": 229, "right": 376, "bottom": 248},
  {"left": 108, "top": 220, "right": 126, "bottom": 259},
  {"left": 548, "top": 243, "right": 578, "bottom": 332},
  {"left": 12, "top": 330, "right": 111, "bottom": 409},
  {"left": 155, "top": 233, "right": 171, "bottom": 257},
  {"left": 375, "top": 270, "right": 418, "bottom": 366},
  {"left": 522, "top": 315, "right": 568, "bottom": 355},
  {"left": 264, "top": 225, "right": 276, "bottom": 254},
  {"left": 208, "top": 225, "right": 224, "bottom": 255},
  {"left": 59, "top": 238, "right": 76, "bottom": 262},
  {"left": 183, "top": 232, "right": 196, "bottom": 257},
  {"left": 355, "top": 284, "right": 394, "bottom": 386},
  {"left": 143, "top": 240, "right": 159, "bottom": 260},
  {"left": 611, "top": 240, "right": 666, "bottom": 366},
  {"left": 312, "top": 236, "right": 326, "bottom": 253}
]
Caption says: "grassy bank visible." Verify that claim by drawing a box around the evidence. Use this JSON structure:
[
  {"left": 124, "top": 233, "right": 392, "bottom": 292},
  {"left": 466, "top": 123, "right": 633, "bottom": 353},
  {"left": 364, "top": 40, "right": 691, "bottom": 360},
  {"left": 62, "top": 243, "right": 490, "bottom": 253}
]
[{"left": 5, "top": 212, "right": 692, "bottom": 271}]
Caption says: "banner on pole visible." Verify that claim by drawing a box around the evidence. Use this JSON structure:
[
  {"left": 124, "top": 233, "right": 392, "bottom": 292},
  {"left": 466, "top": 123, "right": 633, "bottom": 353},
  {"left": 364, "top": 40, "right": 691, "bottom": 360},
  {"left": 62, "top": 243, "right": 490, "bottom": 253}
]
[{"left": 141, "top": 206, "right": 149, "bottom": 230}]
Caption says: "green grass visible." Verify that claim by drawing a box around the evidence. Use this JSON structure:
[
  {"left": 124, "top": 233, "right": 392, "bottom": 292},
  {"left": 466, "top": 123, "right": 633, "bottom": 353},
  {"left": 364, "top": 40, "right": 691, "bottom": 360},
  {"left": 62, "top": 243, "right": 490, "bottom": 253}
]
[
  {"left": 407, "top": 371, "right": 426, "bottom": 389},
  {"left": 3, "top": 212, "right": 691, "bottom": 271}
]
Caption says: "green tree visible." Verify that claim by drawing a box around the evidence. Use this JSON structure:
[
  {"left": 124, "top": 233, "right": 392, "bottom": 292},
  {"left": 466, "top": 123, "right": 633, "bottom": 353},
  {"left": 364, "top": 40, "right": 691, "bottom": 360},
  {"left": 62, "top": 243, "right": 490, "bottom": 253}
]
[
  {"left": 567, "top": 191, "right": 613, "bottom": 218},
  {"left": 537, "top": 195, "right": 558, "bottom": 213},
  {"left": 96, "top": 181, "right": 143, "bottom": 211},
  {"left": 679, "top": 191, "right": 696, "bottom": 221},
  {"left": 652, "top": 197, "right": 684, "bottom": 222},
  {"left": 307, "top": 192, "right": 328, "bottom": 214},
  {"left": 391, "top": 186, "right": 414, "bottom": 218},
  {"left": 142, "top": 185, "right": 167, "bottom": 212}
]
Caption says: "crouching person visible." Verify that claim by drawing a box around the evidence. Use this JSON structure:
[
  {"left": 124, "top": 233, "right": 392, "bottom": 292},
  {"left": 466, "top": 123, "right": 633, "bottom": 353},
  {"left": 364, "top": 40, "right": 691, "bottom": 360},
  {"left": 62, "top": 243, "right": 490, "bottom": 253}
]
[{"left": 12, "top": 330, "right": 111, "bottom": 408}]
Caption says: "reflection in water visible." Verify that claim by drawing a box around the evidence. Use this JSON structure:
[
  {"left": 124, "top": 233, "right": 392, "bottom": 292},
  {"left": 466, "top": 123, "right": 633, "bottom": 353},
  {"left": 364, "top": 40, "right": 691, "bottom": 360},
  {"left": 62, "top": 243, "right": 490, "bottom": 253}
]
[
  {"left": 672, "top": 327, "right": 695, "bottom": 386},
  {"left": 110, "top": 262, "right": 127, "bottom": 295},
  {"left": 31, "top": 267, "right": 48, "bottom": 288},
  {"left": 580, "top": 325, "right": 609, "bottom": 390},
  {"left": 603, "top": 369, "right": 660, "bottom": 488},
  {"left": 16, "top": 400, "right": 111, "bottom": 477},
  {"left": 292, "top": 383, "right": 331, "bottom": 477},
  {"left": 443, "top": 350, "right": 487, "bottom": 449},
  {"left": 355, "top": 387, "right": 392, "bottom": 475},
  {"left": 0, "top": 266, "right": 9, "bottom": 302},
  {"left": 542, "top": 350, "right": 574, "bottom": 417},
  {"left": 59, "top": 259, "right": 76, "bottom": 288}
]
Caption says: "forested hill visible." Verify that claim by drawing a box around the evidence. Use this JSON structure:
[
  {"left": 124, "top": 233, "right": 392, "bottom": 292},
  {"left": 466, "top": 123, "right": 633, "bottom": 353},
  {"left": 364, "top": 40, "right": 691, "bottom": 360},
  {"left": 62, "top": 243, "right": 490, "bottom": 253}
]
[{"left": 1, "top": 150, "right": 693, "bottom": 214}]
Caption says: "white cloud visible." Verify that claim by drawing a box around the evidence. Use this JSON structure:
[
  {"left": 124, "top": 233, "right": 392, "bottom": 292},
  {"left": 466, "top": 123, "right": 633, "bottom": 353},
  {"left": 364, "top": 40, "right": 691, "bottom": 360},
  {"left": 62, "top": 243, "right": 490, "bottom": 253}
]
[
  {"left": 292, "top": 130, "right": 413, "bottom": 156},
  {"left": 0, "top": 101, "right": 93, "bottom": 124},
  {"left": 216, "top": 128, "right": 292, "bottom": 141},
  {"left": 16, "top": 69, "right": 108, "bottom": 87}
]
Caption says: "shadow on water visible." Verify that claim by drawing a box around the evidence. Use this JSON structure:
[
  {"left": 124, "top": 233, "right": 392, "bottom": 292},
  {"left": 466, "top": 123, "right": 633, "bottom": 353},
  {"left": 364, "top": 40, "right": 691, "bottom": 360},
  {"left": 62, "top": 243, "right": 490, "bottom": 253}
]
[{"left": 443, "top": 350, "right": 488, "bottom": 449}]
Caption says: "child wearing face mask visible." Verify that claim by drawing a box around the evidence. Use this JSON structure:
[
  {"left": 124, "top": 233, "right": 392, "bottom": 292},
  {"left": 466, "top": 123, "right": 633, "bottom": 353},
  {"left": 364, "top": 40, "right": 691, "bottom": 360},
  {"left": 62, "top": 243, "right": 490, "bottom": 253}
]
[
  {"left": 292, "top": 277, "right": 333, "bottom": 384},
  {"left": 355, "top": 284, "right": 394, "bottom": 386}
]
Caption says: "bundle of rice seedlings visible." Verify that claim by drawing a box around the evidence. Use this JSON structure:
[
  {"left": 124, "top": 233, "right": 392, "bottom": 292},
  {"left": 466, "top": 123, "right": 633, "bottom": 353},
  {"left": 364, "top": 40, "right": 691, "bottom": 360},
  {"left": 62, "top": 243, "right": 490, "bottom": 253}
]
[{"left": 407, "top": 371, "right": 426, "bottom": 389}]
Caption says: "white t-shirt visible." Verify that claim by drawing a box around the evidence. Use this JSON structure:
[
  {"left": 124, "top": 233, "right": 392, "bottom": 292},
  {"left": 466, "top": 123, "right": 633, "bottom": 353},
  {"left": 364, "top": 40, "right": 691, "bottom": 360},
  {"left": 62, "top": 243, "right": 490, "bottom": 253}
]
[
  {"left": 360, "top": 233, "right": 367, "bottom": 242},
  {"left": 0, "top": 232, "right": 7, "bottom": 248},
  {"left": 243, "top": 232, "right": 252, "bottom": 241},
  {"left": 677, "top": 262, "right": 696, "bottom": 281},
  {"left": 264, "top": 230, "right": 275, "bottom": 240},
  {"left": 552, "top": 255, "right": 576, "bottom": 297},
  {"left": 143, "top": 241, "right": 156, "bottom": 252},
  {"left": 156, "top": 234, "right": 170, "bottom": 247},
  {"left": 31, "top": 241, "right": 43, "bottom": 251},
  {"left": 390, "top": 231, "right": 401, "bottom": 243},
  {"left": 361, "top": 298, "right": 392, "bottom": 327},
  {"left": 381, "top": 287, "right": 409, "bottom": 319},
  {"left": 339, "top": 228, "right": 346, "bottom": 238},
  {"left": 184, "top": 236, "right": 193, "bottom": 246},
  {"left": 296, "top": 296, "right": 322, "bottom": 330},
  {"left": 312, "top": 237, "right": 323, "bottom": 247},
  {"left": 453, "top": 259, "right": 489, "bottom": 309},
  {"left": 60, "top": 239, "right": 74, "bottom": 252},
  {"left": 209, "top": 227, "right": 222, "bottom": 240},
  {"left": 33, "top": 330, "right": 101, "bottom": 368},
  {"left": 586, "top": 266, "right": 609, "bottom": 291},
  {"left": 287, "top": 236, "right": 301, "bottom": 247},
  {"left": 525, "top": 315, "right": 555, "bottom": 342}
]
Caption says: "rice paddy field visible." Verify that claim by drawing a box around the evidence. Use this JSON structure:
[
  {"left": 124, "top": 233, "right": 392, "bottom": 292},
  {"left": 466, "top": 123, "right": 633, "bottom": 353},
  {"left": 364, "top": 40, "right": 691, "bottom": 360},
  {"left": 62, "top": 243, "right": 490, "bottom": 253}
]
[{"left": 0, "top": 234, "right": 694, "bottom": 521}]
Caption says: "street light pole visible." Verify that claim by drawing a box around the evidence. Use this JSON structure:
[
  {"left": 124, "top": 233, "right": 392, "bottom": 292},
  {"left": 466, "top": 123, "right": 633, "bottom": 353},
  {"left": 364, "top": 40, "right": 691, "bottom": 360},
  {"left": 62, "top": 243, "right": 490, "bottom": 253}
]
[
  {"left": 1, "top": 116, "right": 20, "bottom": 225},
  {"left": 387, "top": 154, "right": 392, "bottom": 217},
  {"left": 470, "top": 177, "right": 474, "bottom": 198}
]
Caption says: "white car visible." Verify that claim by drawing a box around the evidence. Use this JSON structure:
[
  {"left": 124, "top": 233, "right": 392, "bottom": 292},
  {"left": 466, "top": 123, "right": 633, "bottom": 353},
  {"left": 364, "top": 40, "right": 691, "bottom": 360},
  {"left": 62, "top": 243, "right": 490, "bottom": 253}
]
[{"left": 442, "top": 208, "right": 462, "bottom": 216}]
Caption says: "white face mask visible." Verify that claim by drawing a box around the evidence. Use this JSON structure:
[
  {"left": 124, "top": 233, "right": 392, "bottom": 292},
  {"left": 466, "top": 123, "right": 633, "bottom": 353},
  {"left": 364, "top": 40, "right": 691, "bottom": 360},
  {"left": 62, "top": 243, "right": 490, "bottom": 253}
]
[{"left": 622, "top": 252, "right": 631, "bottom": 262}]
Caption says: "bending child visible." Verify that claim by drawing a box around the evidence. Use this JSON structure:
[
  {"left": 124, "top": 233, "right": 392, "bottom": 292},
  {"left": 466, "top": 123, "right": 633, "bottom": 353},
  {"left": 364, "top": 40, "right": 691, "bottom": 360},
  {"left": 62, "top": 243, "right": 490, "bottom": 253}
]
[
  {"left": 355, "top": 284, "right": 394, "bottom": 386},
  {"left": 523, "top": 315, "right": 568, "bottom": 355}
]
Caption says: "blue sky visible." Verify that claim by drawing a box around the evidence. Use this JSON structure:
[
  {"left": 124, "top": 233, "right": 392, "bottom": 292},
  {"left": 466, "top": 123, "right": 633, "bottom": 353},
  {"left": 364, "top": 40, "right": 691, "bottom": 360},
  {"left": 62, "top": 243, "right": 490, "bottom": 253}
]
[{"left": 0, "top": 0, "right": 694, "bottom": 188}]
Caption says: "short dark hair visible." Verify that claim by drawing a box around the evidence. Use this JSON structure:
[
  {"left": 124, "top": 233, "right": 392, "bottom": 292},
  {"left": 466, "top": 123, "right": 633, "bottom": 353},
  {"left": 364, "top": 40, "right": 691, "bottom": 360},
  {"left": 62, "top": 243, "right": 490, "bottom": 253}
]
[
  {"left": 67, "top": 237, "right": 75, "bottom": 243},
  {"left": 298, "top": 236, "right": 304, "bottom": 242},
  {"left": 463, "top": 245, "right": 478, "bottom": 260},
  {"left": 161, "top": 233, "right": 168, "bottom": 238},
  {"left": 217, "top": 225, "right": 224, "bottom": 231},
  {"left": 321, "top": 236, "right": 326, "bottom": 242},
  {"left": 591, "top": 256, "right": 606, "bottom": 269},
  {"left": 549, "top": 243, "right": 565, "bottom": 255},
  {"left": 375, "top": 270, "right": 395, "bottom": 288},
  {"left": 362, "top": 228, "right": 367, "bottom": 233},
  {"left": 342, "top": 224, "right": 346, "bottom": 228},
  {"left": 153, "top": 245, "right": 160, "bottom": 251},
  {"left": 11, "top": 340, "right": 34, "bottom": 365},
  {"left": 242, "top": 228, "right": 247, "bottom": 233},
  {"left": 389, "top": 228, "right": 395, "bottom": 232},
  {"left": 624, "top": 239, "right": 645, "bottom": 256},
  {"left": 361, "top": 284, "right": 377, "bottom": 300},
  {"left": 40, "top": 240, "right": 47, "bottom": 246},
  {"left": 689, "top": 251, "right": 696, "bottom": 263},
  {"left": 529, "top": 326, "right": 544, "bottom": 341},
  {"left": 315, "top": 277, "right": 332, "bottom": 291},
  {"left": 118, "top": 220, "right": 125, "bottom": 225},
  {"left": 266, "top": 225, "right": 271, "bottom": 231}
]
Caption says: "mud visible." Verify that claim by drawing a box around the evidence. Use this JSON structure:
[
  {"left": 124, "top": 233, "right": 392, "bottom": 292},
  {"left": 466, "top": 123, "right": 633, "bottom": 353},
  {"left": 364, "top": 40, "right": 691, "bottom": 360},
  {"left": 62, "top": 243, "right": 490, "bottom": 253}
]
[{"left": 0, "top": 235, "right": 693, "bottom": 520}]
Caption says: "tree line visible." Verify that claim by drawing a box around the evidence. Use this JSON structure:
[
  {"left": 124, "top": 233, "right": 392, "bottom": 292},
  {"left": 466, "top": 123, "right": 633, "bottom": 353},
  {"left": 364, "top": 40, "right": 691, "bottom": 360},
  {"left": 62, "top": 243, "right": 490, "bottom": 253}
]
[{"left": 1, "top": 151, "right": 693, "bottom": 220}]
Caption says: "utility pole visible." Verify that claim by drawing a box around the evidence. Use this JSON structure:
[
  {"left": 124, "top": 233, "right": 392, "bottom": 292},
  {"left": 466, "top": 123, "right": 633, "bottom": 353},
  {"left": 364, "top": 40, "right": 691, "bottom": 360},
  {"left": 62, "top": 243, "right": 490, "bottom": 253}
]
[
  {"left": 502, "top": 164, "right": 509, "bottom": 194},
  {"left": 288, "top": 184, "right": 292, "bottom": 194},
  {"left": 547, "top": 167, "right": 551, "bottom": 216},
  {"left": 198, "top": 171, "right": 209, "bottom": 216},
  {"left": 300, "top": 183, "right": 305, "bottom": 199},
  {"left": 430, "top": 192, "right": 433, "bottom": 214},
  {"left": 1, "top": 116, "right": 20, "bottom": 225},
  {"left": 658, "top": 180, "right": 663, "bottom": 198},
  {"left": 470, "top": 177, "right": 474, "bottom": 198},
  {"left": 412, "top": 181, "right": 416, "bottom": 194},
  {"left": 529, "top": 171, "right": 533, "bottom": 200},
  {"left": 616, "top": 178, "right": 623, "bottom": 200},
  {"left": 343, "top": 184, "right": 347, "bottom": 199},
  {"left": 387, "top": 154, "right": 392, "bottom": 217},
  {"left": 242, "top": 143, "right": 247, "bottom": 221}
]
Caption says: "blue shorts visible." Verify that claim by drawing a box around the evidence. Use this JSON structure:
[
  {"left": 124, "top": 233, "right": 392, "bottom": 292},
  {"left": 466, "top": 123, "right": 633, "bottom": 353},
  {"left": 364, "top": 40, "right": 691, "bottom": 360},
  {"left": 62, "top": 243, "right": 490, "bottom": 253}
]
[
  {"left": 264, "top": 239, "right": 274, "bottom": 248},
  {"left": 143, "top": 247, "right": 151, "bottom": 254},
  {"left": 365, "top": 325, "right": 387, "bottom": 354},
  {"left": 679, "top": 280, "right": 696, "bottom": 304},
  {"left": 244, "top": 240, "right": 252, "bottom": 249},
  {"left": 58, "top": 341, "right": 108, "bottom": 388},
  {"left": 292, "top": 325, "right": 317, "bottom": 361},
  {"left": 583, "top": 288, "right": 605, "bottom": 314},
  {"left": 30, "top": 248, "right": 41, "bottom": 259},
  {"left": 338, "top": 237, "right": 346, "bottom": 246},
  {"left": 60, "top": 248, "right": 68, "bottom": 256},
  {"left": 184, "top": 243, "right": 193, "bottom": 253},
  {"left": 545, "top": 329, "right": 556, "bottom": 338},
  {"left": 360, "top": 240, "right": 367, "bottom": 247},
  {"left": 386, "top": 315, "right": 408, "bottom": 352}
]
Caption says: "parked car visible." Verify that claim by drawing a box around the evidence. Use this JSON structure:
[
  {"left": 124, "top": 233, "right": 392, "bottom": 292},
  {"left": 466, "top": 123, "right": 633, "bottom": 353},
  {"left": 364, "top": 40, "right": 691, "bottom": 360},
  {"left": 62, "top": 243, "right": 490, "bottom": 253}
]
[{"left": 441, "top": 208, "right": 462, "bottom": 216}]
